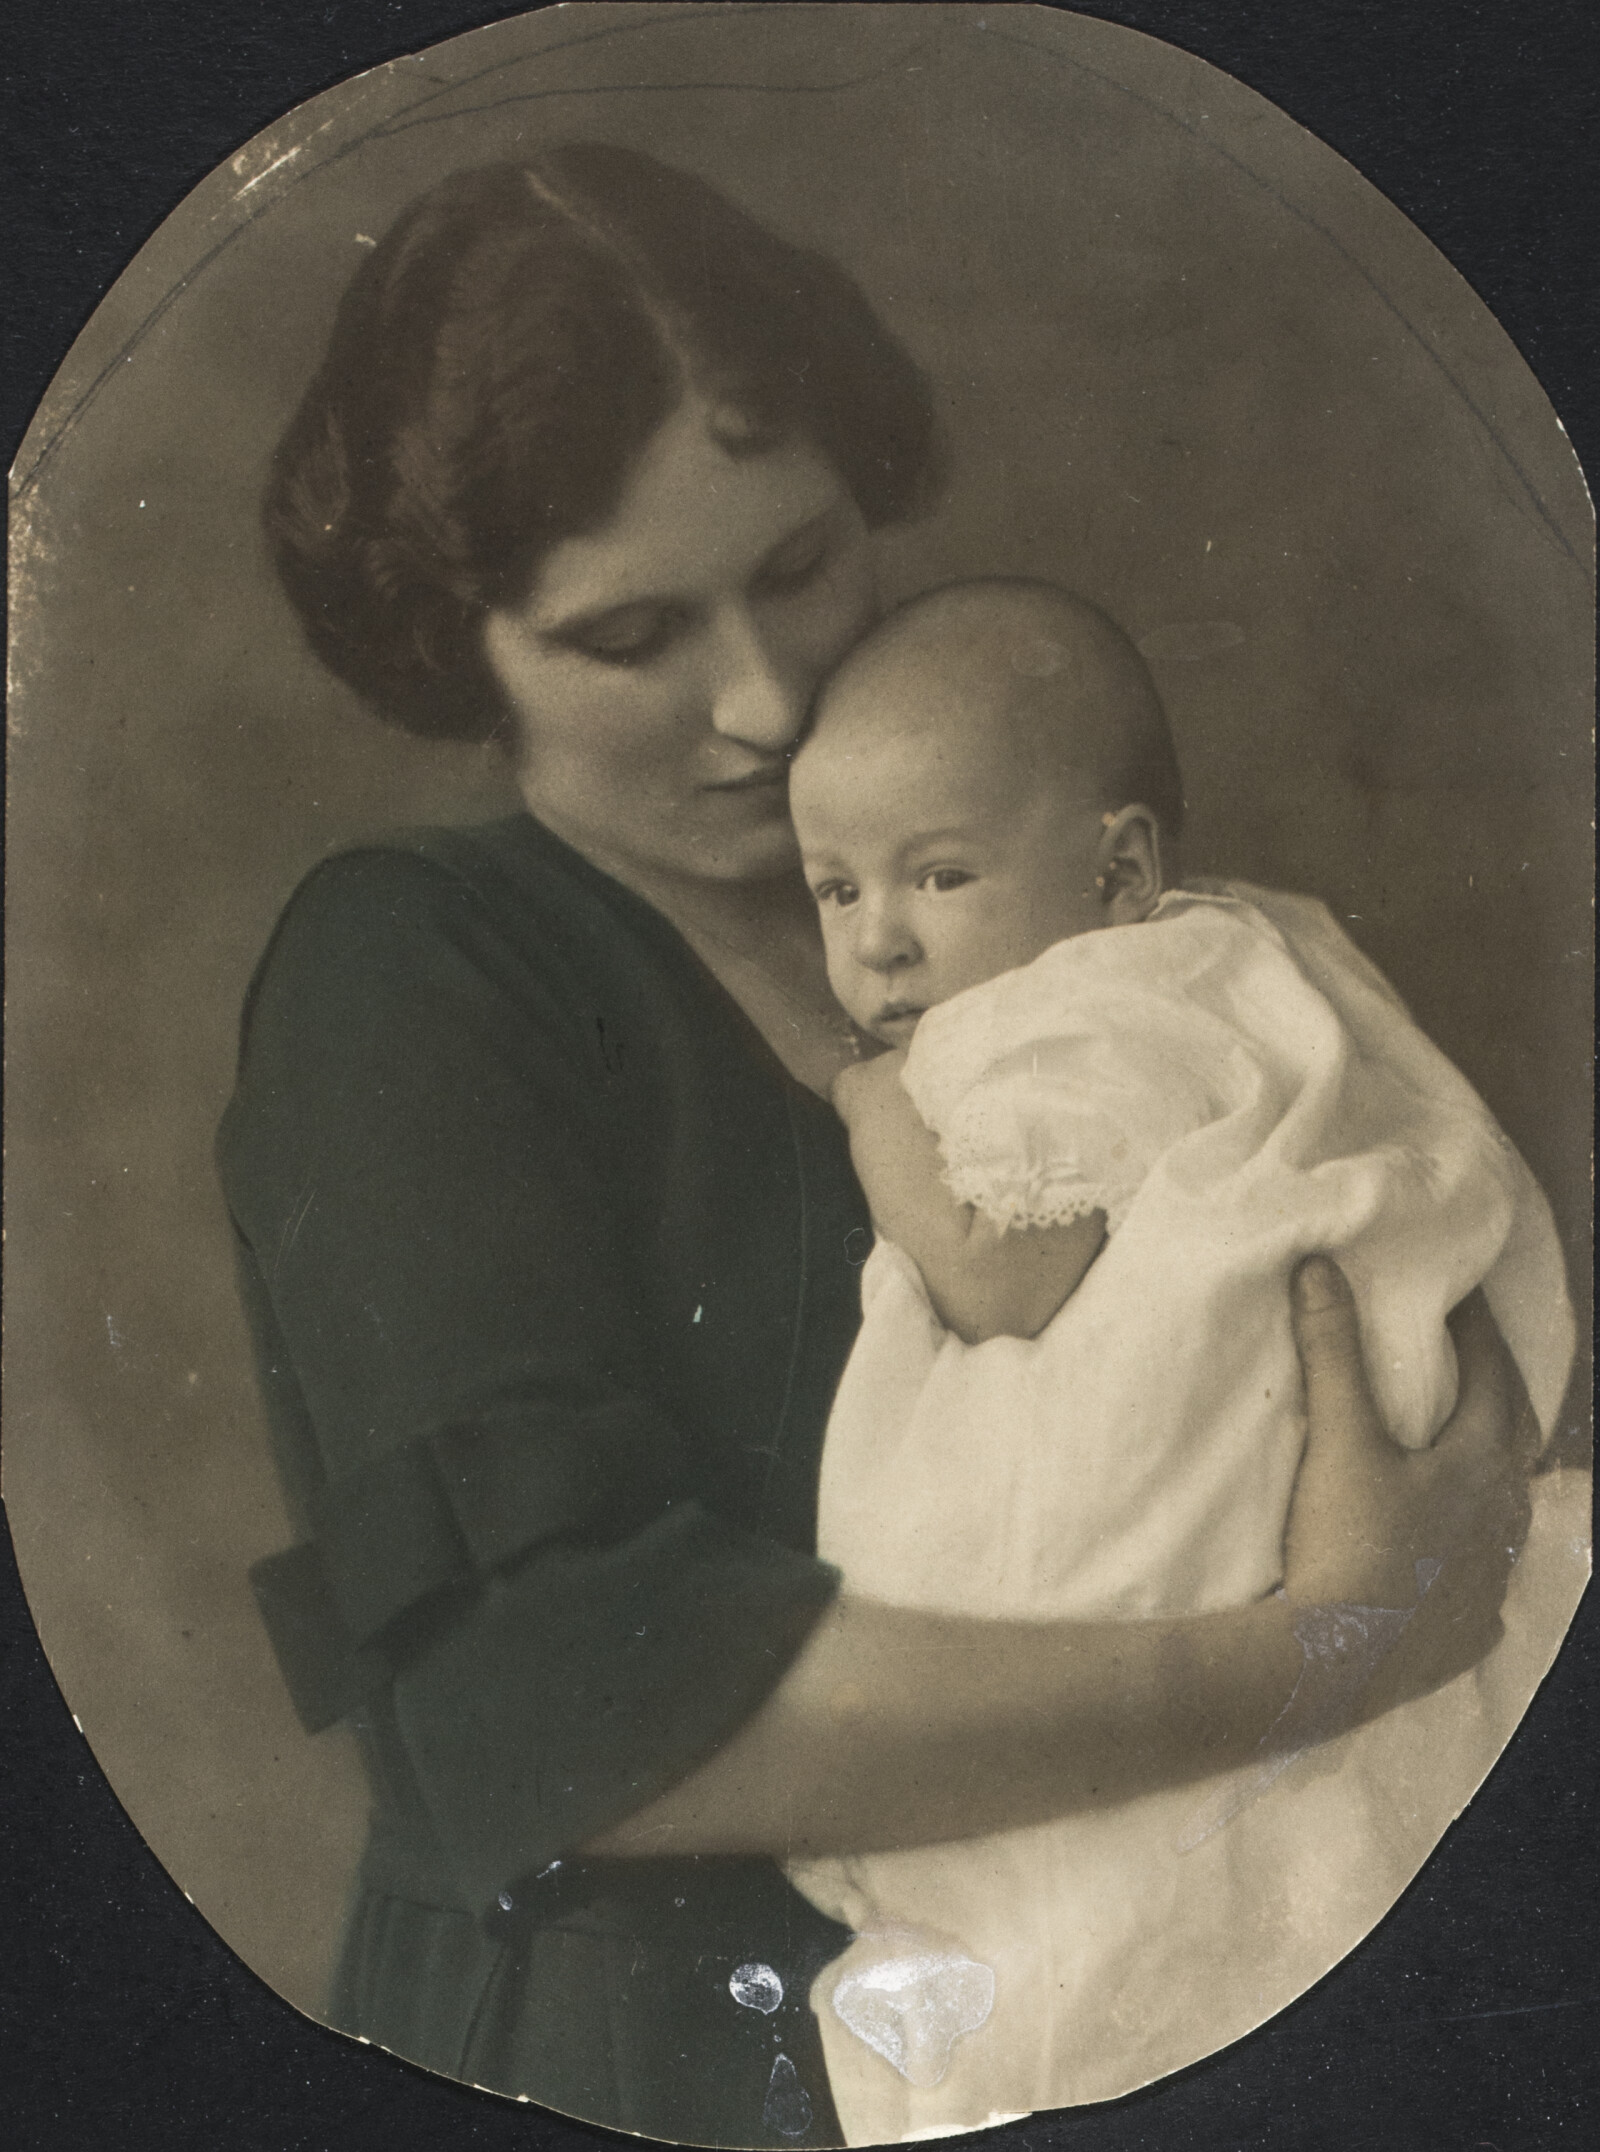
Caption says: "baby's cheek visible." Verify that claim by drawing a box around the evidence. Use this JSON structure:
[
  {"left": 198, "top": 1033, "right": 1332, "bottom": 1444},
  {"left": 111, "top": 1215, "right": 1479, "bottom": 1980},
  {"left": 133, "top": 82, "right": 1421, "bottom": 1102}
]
[
  {"left": 938, "top": 922, "right": 1033, "bottom": 998},
  {"left": 822, "top": 943, "right": 870, "bottom": 1024}
]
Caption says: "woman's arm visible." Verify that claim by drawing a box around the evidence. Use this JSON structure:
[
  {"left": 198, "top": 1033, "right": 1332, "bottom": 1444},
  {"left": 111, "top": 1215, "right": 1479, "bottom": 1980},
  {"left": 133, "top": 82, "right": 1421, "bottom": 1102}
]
[
  {"left": 223, "top": 847, "right": 852, "bottom": 1904},
  {"left": 586, "top": 1262, "right": 1533, "bottom": 1860},
  {"left": 833, "top": 1052, "right": 1105, "bottom": 1344},
  {"left": 588, "top": 1574, "right": 1306, "bottom": 1862}
]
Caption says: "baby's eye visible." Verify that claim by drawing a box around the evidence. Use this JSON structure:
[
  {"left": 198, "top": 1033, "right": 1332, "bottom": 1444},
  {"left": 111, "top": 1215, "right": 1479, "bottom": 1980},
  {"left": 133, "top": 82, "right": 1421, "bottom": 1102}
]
[
  {"left": 919, "top": 867, "right": 975, "bottom": 894},
  {"left": 812, "top": 880, "right": 859, "bottom": 910}
]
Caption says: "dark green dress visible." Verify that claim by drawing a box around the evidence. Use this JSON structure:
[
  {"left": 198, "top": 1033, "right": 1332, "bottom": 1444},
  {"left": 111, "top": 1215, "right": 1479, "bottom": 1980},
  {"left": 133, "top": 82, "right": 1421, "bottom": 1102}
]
[{"left": 218, "top": 814, "right": 872, "bottom": 2146}]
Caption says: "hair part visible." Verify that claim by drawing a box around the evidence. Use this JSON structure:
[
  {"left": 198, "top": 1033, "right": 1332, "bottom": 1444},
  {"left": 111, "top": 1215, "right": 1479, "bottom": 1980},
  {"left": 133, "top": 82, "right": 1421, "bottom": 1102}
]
[{"left": 265, "top": 146, "right": 944, "bottom": 739}]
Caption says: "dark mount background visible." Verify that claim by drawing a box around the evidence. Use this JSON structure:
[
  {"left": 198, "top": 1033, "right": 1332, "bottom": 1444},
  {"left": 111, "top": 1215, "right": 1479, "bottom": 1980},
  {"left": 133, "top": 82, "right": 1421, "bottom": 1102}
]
[{"left": 4, "top": 3, "right": 1595, "bottom": 2148}]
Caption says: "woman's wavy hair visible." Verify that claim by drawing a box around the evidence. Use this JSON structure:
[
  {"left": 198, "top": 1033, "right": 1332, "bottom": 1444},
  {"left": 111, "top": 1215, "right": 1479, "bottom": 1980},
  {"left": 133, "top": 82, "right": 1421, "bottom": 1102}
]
[{"left": 265, "top": 144, "right": 944, "bottom": 739}]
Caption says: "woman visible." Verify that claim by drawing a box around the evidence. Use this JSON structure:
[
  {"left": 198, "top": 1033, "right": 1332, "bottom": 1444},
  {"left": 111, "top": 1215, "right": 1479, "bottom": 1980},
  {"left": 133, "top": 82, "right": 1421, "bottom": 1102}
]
[{"left": 220, "top": 146, "right": 1531, "bottom": 2146}]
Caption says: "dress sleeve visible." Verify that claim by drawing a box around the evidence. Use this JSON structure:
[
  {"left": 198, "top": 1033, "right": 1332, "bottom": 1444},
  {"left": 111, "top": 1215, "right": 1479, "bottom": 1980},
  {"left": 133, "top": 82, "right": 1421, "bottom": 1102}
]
[
  {"left": 901, "top": 939, "right": 1253, "bottom": 1235},
  {"left": 218, "top": 850, "right": 838, "bottom": 1908},
  {"left": 922, "top": 1032, "right": 1226, "bottom": 1233}
]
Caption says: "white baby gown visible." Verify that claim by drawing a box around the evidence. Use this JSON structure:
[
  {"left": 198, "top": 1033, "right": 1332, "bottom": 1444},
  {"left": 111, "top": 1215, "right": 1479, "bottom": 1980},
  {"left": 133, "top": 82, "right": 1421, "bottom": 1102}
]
[{"left": 788, "top": 883, "right": 1578, "bottom": 2144}]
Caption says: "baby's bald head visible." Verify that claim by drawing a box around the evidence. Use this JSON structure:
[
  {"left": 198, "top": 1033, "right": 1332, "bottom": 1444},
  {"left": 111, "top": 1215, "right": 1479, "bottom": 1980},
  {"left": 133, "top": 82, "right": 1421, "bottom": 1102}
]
[
  {"left": 791, "top": 582, "right": 1182, "bottom": 1035},
  {"left": 802, "top": 579, "right": 1184, "bottom": 846}
]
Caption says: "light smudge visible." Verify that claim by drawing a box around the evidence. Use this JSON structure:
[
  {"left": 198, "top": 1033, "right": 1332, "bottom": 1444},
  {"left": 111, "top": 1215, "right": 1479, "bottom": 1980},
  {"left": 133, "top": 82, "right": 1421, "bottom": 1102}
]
[{"left": 830, "top": 1932, "right": 995, "bottom": 2086}]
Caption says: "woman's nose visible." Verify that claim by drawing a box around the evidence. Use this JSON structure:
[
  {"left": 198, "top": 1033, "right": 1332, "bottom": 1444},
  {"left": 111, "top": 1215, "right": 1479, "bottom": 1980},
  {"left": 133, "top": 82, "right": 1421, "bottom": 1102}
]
[{"left": 707, "top": 607, "right": 808, "bottom": 752}]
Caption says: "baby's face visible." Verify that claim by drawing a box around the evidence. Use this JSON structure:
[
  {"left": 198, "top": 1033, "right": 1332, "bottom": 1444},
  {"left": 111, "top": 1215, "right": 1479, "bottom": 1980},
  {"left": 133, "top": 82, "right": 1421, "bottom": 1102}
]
[{"left": 791, "top": 680, "right": 1111, "bottom": 1046}]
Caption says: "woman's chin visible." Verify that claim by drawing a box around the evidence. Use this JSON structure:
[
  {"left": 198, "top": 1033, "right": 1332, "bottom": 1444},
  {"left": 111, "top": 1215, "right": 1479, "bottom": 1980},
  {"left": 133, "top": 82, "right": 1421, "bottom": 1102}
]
[{"left": 688, "top": 816, "right": 804, "bottom": 885}]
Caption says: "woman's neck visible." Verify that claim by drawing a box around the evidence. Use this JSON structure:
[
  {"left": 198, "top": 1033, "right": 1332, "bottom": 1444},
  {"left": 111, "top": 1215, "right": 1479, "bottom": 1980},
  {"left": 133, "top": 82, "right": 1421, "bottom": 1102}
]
[
  {"left": 619, "top": 852, "right": 818, "bottom": 958},
  {"left": 572, "top": 842, "right": 863, "bottom": 1095}
]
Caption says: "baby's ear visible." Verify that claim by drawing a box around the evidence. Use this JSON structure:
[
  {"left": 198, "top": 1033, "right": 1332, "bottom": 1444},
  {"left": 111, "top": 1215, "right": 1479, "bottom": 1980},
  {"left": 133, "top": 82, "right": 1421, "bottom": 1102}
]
[{"left": 1097, "top": 805, "right": 1164, "bottom": 923}]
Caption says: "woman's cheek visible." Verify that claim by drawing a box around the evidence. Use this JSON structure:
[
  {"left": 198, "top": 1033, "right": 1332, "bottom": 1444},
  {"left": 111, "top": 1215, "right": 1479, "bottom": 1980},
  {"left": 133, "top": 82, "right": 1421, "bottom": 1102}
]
[{"left": 593, "top": 674, "right": 693, "bottom": 773}]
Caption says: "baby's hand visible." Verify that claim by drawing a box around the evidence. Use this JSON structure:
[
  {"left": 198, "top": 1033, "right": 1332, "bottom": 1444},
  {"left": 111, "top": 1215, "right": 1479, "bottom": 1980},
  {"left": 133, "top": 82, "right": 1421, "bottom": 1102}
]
[{"left": 831, "top": 1047, "right": 909, "bottom": 1126}]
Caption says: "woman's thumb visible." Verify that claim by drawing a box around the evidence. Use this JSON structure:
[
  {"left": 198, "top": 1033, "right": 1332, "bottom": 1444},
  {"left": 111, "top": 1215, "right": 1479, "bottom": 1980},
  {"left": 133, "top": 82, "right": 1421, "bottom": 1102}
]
[{"left": 1292, "top": 1256, "right": 1384, "bottom": 1457}]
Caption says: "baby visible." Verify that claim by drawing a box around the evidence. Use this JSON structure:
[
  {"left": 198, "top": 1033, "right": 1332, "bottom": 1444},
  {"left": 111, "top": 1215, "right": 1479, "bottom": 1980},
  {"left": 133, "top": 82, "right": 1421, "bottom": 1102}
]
[{"left": 784, "top": 580, "right": 1573, "bottom": 2142}]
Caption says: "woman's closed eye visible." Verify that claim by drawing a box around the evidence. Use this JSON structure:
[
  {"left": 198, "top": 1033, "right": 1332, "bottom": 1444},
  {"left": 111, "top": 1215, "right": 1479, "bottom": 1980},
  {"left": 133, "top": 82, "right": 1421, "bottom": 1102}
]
[
  {"left": 545, "top": 520, "right": 835, "bottom": 668},
  {"left": 753, "top": 519, "right": 835, "bottom": 598},
  {"left": 557, "top": 603, "right": 683, "bottom": 667}
]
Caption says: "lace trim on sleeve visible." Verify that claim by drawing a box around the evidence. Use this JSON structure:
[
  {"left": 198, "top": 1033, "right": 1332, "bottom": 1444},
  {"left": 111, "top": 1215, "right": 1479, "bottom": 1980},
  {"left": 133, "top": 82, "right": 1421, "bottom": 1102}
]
[
  {"left": 939, "top": 1156, "right": 1130, "bottom": 1235},
  {"left": 933, "top": 1078, "right": 1153, "bottom": 1236}
]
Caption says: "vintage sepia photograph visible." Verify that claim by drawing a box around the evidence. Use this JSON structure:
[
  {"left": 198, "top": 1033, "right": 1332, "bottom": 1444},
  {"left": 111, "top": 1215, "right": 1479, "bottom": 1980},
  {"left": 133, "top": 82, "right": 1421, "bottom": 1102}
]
[{"left": 6, "top": 4, "right": 1594, "bottom": 2146}]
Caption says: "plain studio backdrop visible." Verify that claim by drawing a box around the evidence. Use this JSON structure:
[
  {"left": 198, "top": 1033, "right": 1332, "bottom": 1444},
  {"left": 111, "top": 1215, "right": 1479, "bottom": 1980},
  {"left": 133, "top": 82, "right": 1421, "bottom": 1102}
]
[{"left": 5, "top": 0, "right": 1592, "bottom": 2117}]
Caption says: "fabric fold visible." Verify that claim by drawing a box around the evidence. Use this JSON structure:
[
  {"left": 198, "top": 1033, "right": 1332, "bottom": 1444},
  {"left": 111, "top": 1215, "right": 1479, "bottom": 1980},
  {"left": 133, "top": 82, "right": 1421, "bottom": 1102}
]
[{"left": 253, "top": 1387, "right": 696, "bottom": 1731}]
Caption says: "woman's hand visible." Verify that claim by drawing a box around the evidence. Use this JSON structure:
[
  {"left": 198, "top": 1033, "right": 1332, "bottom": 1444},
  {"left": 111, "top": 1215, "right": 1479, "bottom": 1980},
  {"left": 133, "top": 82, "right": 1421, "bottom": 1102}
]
[{"left": 1282, "top": 1255, "right": 1536, "bottom": 1705}]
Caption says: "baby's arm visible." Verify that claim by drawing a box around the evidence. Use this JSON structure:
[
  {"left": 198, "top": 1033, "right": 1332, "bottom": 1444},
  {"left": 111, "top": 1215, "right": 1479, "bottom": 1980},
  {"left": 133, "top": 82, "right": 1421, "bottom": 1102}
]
[{"left": 833, "top": 1053, "right": 1105, "bottom": 1345}]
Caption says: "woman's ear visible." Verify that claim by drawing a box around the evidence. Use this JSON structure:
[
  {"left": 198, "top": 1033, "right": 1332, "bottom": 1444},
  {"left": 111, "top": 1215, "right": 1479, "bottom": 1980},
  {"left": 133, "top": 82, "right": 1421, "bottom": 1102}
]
[{"left": 1096, "top": 805, "right": 1164, "bottom": 923}]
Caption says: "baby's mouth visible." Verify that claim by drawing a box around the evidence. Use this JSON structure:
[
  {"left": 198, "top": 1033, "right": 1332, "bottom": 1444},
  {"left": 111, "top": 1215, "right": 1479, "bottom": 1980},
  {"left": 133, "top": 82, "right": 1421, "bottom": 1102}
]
[{"left": 872, "top": 1001, "right": 925, "bottom": 1040}]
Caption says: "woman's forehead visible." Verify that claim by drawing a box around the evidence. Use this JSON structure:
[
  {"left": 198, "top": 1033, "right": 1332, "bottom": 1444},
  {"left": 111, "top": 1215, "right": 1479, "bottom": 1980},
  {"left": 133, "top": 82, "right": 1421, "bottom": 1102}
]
[{"left": 525, "top": 397, "right": 849, "bottom": 625}]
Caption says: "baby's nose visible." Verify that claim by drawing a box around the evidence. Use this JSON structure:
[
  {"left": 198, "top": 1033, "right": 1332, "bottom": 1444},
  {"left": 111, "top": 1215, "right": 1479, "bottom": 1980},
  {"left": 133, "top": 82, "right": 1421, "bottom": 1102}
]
[{"left": 854, "top": 901, "right": 920, "bottom": 972}]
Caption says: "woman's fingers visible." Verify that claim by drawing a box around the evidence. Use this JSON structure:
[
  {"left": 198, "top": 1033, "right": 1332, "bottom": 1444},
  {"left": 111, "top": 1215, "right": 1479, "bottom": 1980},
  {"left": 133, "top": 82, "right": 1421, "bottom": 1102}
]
[
  {"left": 1435, "top": 1289, "right": 1536, "bottom": 1562},
  {"left": 1283, "top": 1261, "right": 1537, "bottom": 1712},
  {"left": 1290, "top": 1255, "right": 1386, "bottom": 1461},
  {"left": 1443, "top": 1288, "right": 1540, "bottom": 1470},
  {"left": 1284, "top": 1256, "right": 1421, "bottom": 1607}
]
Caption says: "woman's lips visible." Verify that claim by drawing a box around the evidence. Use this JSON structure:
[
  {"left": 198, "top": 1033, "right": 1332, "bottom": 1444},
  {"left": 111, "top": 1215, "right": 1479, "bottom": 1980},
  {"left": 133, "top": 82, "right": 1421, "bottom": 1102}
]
[{"left": 704, "top": 763, "right": 789, "bottom": 793}]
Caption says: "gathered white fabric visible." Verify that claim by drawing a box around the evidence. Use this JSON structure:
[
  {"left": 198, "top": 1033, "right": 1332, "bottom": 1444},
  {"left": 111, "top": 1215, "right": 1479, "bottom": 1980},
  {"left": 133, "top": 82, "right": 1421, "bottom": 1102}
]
[{"left": 788, "top": 883, "right": 1577, "bottom": 2143}]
